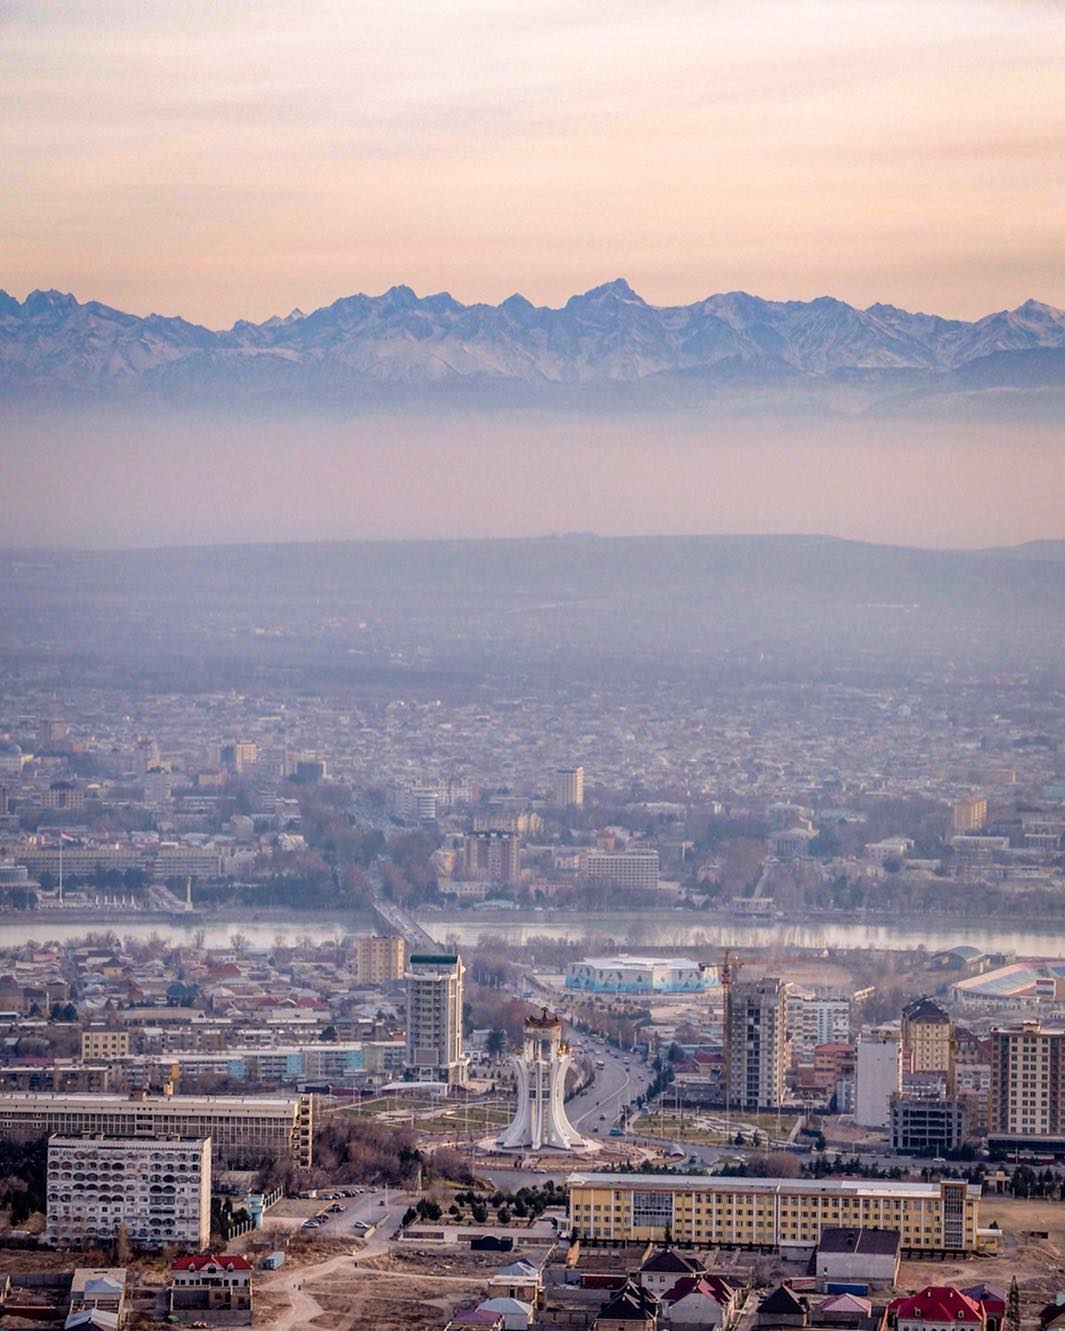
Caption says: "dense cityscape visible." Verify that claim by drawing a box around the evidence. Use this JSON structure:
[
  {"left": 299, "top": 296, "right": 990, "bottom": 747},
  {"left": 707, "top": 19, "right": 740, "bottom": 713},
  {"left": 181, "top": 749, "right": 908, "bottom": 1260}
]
[
  {"left": 1, "top": 537, "right": 1065, "bottom": 1330},
  {"left": 3, "top": 0, "right": 1064, "bottom": 1326}
]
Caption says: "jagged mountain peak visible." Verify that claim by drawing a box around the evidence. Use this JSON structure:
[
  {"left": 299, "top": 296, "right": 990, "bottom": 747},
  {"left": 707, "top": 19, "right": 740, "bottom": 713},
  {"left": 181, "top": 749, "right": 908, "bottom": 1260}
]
[
  {"left": 2, "top": 280, "right": 1062, "bottom": 413},
  {"left": 566, "top": 277, "right": 647, "bottom": 307}
]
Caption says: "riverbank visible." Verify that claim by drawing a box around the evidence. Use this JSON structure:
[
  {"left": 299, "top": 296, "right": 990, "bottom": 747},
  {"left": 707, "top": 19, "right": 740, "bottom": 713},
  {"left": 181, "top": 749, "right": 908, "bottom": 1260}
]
[{"left": 0, "top": 904, "right": 1062, "bottom": 958}]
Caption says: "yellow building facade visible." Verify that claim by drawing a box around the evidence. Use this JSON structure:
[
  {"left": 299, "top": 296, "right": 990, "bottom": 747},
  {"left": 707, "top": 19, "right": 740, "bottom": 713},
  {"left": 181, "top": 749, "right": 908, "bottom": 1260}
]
[{"left": 567, "top": 1173, "right": 981, "bottom": 1255}]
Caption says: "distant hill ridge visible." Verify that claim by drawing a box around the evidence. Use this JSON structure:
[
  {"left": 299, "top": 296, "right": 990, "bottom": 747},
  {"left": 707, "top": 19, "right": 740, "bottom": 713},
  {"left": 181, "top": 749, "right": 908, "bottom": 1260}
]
[{"left": 1, "top": 280, "right": 1064, "bottom": 412}]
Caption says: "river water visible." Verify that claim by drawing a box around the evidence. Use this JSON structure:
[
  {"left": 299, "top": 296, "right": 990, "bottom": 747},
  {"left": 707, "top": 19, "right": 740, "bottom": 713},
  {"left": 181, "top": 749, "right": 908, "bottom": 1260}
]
[{"left": 0, "top": 910, "right": 1063, "bottom": 957}]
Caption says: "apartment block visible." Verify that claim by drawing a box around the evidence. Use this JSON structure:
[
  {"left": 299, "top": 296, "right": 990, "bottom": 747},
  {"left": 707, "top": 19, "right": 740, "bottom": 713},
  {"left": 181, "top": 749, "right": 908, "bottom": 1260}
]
[
  {"left": 855, "top": 1029, "right": 902, "bottom": 1128},
  {"left": 353, "top": 934, "right": 406, "bottom": 985},
  {"left": 81, "top": 1027, "right": 130, "bottom": 1062},
  {"left": 726, "top": 978, "right": 787, "bottom": 1110},
  {"left": 46, "top": 1135, "right": 210, "bottom": 1249},
  {"left": 567, "top": 1172, "right": 982, "bottom": 1255},
  {"left": 0, "top": 1089, "right": 313, "bottom": 1167},
  {"left": 902, "top": 996, "right": 955, "bottom": 1091},
  {"left": 553, "top": 766, "right": 584, "bottom": 807},
  {"left": 952, "top": 796, "right": 987, "bottom": 832},
  {"left": 461, "top": 830, "right": 519, "bottom": 885},
  {"left": 405, "top": 953, "right": 468, "bottom": 1086},
  {"left": 579, "top": 848, "right": 659, "bottom": 892},
  {"left": 988, "top": 1021, "right": 1065, "bottom": 1150}
]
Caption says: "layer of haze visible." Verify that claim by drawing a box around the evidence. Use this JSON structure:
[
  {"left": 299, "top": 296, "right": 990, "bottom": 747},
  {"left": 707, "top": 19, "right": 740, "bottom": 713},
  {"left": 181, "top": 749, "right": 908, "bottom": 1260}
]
[
  {"left": 2, "top": 409, "right": 1062, "bottom": 550},
  {"left": 2, "top": 0, "right": 1064, "bottom": 325}
]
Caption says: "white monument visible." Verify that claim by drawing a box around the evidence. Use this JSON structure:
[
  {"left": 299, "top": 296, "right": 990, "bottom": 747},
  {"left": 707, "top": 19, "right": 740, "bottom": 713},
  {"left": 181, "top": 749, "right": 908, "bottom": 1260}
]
[{"left": 497, "top": 1009, "right": 590, "bottom": 1151}]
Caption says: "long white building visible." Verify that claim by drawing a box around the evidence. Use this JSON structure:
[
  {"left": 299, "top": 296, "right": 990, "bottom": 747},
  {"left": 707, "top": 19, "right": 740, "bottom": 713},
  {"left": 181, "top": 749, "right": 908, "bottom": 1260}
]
[
  {"left": 0, "top": 1088, "right": 313, "bottom": 1166},
  {"left": 565, "top": 955, "right": 714, "bottom": 994},
  {"left": 46, "top": 1135, "right": 211, "bottom": 1249}
]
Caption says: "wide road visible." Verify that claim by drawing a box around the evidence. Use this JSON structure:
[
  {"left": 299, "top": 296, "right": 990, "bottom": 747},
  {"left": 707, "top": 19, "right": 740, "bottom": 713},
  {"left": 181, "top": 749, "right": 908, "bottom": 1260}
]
[{"left": 565, "top": 1036, "right": 653, "bottom": 1141}]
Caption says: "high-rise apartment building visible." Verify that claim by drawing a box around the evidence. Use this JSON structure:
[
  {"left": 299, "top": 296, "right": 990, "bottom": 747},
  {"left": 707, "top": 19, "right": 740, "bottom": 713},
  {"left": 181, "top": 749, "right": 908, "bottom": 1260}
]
[
  {"left": 553, "top": 767, "right": 584, "bottom": 808},
  {"left": 46, "top": 1135, "right": 211, "bottom": 1249},
  {"left": 989, "top": 1021, "right": 1065, "bottom": 1148},
  {"left": 952, "top": 796, "right": 987, "bottom": 832},
  {"left": 902, "top": 996, "right": 955, "bottom": 1092},
  {"left": 354, "top": 934, "right": 406, "bottom": 985},
  {"left": 855, "top": 1029, "right": 902, "bottom": 1128},
  {"left": 786, "top": 993, "right": 851, "bottom": 1063},
  {"left": 405, "top": 953, "right": 467, "bottom": 1086},
  {"left": 462, "top": 831, "right": 519, "bottom": 885},
  {"left": 725, "top": 978, "right": 787, "bottom": 1110}
]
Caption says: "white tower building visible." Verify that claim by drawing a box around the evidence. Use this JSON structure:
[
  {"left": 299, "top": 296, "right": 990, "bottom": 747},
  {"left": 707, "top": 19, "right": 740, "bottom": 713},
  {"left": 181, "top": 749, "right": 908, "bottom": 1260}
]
[
  {"left": 497, "top": 1010, "right": 589, "bottom": 1151},
  {"left": 855, "top": 1027, "right": 902, "bottom": 1128}
]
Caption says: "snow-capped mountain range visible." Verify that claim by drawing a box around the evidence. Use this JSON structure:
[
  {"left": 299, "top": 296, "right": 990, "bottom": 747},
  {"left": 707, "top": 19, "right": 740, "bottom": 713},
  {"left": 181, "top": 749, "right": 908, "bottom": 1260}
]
[{"left": 2, "top": 279, "right": 1064, "bottom": 412}]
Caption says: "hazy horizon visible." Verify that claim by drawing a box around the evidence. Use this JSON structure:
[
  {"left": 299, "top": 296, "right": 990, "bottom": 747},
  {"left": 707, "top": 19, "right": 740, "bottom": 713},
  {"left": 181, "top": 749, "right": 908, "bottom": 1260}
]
[
  {"left": 2, "top": 0, "right": 1062, "bottom": 550},
  {"left": 3, "top": 405, "right": 1062, "bottom": 550}
]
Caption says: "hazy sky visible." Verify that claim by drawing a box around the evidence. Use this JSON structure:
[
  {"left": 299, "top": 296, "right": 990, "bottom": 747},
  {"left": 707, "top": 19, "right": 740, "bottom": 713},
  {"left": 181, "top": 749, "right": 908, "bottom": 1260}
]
[{"left": 3, "top": 0, "right": 1063, "bottom": 326}]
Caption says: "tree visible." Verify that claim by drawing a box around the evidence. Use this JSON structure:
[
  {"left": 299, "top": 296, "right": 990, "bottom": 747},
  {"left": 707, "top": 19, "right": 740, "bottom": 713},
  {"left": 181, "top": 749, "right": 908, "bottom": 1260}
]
[
  {"left": 486, "top": 1028, "right": 507, "bottom": 1058},
  {"left": 320, "top": 1025, "right": 338, "bottom": 1043},
  {"left": 1005, "top": 1277, "right": 1020, "bottom": 1331},
  {"left": 763, "top": 1151, "right": 801, "bottom": 1178}
]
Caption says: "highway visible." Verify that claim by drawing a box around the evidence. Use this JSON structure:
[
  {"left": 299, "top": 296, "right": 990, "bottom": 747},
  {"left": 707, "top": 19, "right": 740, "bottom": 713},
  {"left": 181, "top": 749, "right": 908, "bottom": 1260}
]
[{"left": 565, "top": 1037, "right": 653, "bottom": 1139}]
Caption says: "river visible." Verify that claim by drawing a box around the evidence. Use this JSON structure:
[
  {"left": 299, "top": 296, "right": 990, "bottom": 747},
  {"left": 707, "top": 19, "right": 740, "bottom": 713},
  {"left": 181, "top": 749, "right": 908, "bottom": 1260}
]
[{"left": 0, "top": 909, "right": 1064, "bottom": 957}]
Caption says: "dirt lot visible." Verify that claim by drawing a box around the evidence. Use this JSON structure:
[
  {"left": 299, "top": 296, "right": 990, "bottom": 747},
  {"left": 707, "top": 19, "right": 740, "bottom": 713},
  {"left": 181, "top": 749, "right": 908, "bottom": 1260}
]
[
  {"left": 255, "top": 1244, "right": 519, "bottom": 1331},
  {"left": 895, "top": 1196, "right": 1065, "bottom": 1318}
]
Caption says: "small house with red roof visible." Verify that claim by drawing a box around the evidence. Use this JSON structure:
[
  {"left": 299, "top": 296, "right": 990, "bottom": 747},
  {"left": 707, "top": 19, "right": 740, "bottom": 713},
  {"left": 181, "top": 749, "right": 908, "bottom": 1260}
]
[{"left": 170, "top": 1254, "right": 252, "bottom": 1323}]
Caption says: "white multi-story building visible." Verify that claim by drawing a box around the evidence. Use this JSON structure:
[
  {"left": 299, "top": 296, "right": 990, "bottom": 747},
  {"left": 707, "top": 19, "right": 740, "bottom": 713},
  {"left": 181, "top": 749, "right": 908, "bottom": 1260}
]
[
  {"left": 405, "top": 953, "right": 468, "bottom": 1086},
  {"left": 579, "top": 848, "right": 659, "bottom": 891},
  {"left": 46, "top": 1135, "right": 210, "bottom": 1249},
  {"left": 553, "top": 767, "right": 584, "bottom": 807},
  {"left": 0, "top": 1089, "right": 313, "bottom": 1167},
  {"left": 855, "top": 1029, "right": 902, "bottom": 1128},
  {"left": 787, "top": 992, "right": 851, "bottom": 1062}
]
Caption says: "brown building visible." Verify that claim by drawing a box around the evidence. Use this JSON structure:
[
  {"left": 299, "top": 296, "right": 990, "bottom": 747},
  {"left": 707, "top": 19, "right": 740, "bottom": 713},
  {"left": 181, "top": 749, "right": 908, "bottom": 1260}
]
[
  {"left": 462, "top": 831, "right": 519, "bottom": 885},
  {"left": 989, "top": 1021, "right": 1065, "bottom": 1150},
  {"left": 353, "top": 934, "right": 406, "bottom": 985}
]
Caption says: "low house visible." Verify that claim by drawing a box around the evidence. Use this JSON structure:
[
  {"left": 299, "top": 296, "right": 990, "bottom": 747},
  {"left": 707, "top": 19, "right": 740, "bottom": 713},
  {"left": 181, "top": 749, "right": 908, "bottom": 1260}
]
[
  {"left": 661, "top": 1275, "right": 739, "bottom": 1328},
  {"left": 818, "top": 1293, "right": 873, "bottom": 1327},
  {"left": 446, "top": 1310, "right": 506, "bottom": 1331},
  {"left": 638, "top": 1250, "right": 707, "bottom": 1297},
  {"left": 489, "top": 1259, "right": 543, "bottom": 1308},
  {"left": 887, "top": 1287, "right": 984, "bottom": 1331},
  {"left": 815, "top": 1228, "right": 900, "bottom": 1289},
  {"left": 757, "top": 1286, "right": 808, "bottom": 1328},
  {"left": 69, "top": 1269, "right": 126, "bottom": 1324},
  {"left": 477, "top": 1296, "right": 534, "bottom": 1330},
  {"left": 170, "top": 1254, "right": 253, "bottom": 1324},
  {"left": 65, "top": 1312, "right": 119, "bottom": 1331},
  {"left": 596, "top": 1279, "right": 660, "bottom": 1331}
]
